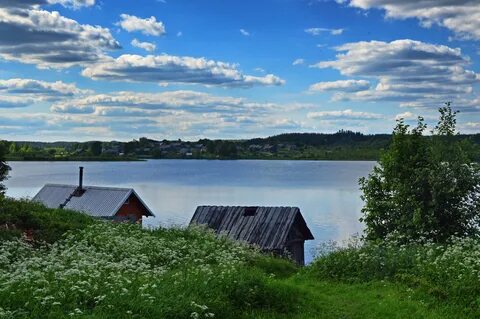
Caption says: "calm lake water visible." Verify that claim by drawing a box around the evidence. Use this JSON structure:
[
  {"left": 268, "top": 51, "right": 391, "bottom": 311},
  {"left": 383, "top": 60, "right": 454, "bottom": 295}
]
[{"left": 5, "top": 160, "right": 375, "bottom": 263}]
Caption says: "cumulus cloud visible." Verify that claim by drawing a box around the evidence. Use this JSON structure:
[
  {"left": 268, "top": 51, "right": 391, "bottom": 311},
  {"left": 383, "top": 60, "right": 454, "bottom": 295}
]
[
  {"left": 345, "top": 0, "right": 480, "bottom": 40},
  {"left": 117, "top": 14, "right": 166, "bottom": 36},
  {"left": 0, "top": 78, "right": 90, "bottom": 98},
  {"left": 0, "top": 6, "right": 120, "bottom": 68},
  {"left": 131, "top": 39, "right": 156, "bottom": 52},
  {"left": 395, "top": 111, "right": 416, "bottom": 121},
  {"left": 307, "top": 109, "right": 384, "bottom": 120},
  {"left": 312, "top": 39, "right": 480, "bottom": 109},
  {"left": 305, "top": 27, "right": 344, "bottom": 36},
  {"left": 0, "top": 0, "right": 95, "bottom": 9},
  {"left": 292, "top": 58, "right": 305, "bottom": 66},
  {"left": 50, "top": 90, "right": 277, "bottom": 115},
  {"left": 0, "top": 78, "right": 89, "bottom": 110},
  {"left": 0, "top": 95, "right": 34, "bottom": 108},
  {"left": 309, "top": 79, "right": 370, "bottom": 92},
  {"left": 81, "top": 54, "right": 285, "bottom": 87},
  {"left": 45, "top": 89, "right": 313, "bottom": 139},
  {"left": 50, "top": 0, "right": 95, "bottom": 8}
]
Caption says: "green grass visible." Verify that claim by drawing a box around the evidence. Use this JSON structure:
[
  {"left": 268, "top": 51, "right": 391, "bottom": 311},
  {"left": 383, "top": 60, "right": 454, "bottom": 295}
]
[
  {"left": 251, "top": 278, "right": 470, "bottom": 319},
  {"left": 0, "top": 197, "right": 477, "bottom": 318}
]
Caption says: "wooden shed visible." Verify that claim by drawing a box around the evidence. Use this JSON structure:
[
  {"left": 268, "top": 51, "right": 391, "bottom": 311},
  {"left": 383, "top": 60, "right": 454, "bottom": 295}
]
[
  {"left": 32, "top": 167, "right": 154, "bottom": 224},
  {"left": 190, "top": 206, "right": 314, "bottom": 265}
]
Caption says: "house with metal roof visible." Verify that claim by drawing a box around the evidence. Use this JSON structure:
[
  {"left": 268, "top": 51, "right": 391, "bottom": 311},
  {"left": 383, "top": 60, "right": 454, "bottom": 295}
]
[
  {"left": 33, "top": 167, "right": 154, "bottom": 224},
  {"left": 190, "top": 206, "right": 314, "bottom": 265}
]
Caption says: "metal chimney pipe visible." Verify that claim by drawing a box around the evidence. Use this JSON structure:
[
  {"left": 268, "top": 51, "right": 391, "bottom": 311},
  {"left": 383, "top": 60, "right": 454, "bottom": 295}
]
[{"left": 79, "top": 166, "right": 84, "bottom": 190}]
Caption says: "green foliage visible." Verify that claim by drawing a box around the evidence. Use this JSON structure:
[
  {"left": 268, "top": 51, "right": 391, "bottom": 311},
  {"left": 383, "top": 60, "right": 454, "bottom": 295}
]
[
  {"left": 89, "top": 141, "right": 102, "bottom": 156},
  {"left": 310, "top": 237, "right": 480, "bottom": 316},
  {"left": 360, "top": 105, "right": 480, "bottom": 242},
  {"left": 0, "top": 141, "right": 10, "bottom": 196},
  {"left": 0, "top": 197, "right": 93, "bottom": 243}
]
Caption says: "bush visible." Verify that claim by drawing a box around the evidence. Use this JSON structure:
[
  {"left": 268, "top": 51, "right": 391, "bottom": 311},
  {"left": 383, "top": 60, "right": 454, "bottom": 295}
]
[
  {"left": 0, "top": 197, "right": 94, "bottom": 243},
  {"left": 360, "top": 105, "right": 480, "bottom": 243}
]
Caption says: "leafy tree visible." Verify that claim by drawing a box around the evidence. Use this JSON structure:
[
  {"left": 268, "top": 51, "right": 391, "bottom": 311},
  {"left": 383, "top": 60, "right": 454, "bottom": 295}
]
[
  {"left": 0, "top": 141, "right": 10, "bottom": 196},
  {"left": 89, "top": 141, "right": 102, "bottom": 156},
  {"left": 360, "top": 104, "right": 480, "bottom": 242},
  {"left": 218, "top": 141, "right": 237, "bottom": 158},
  {"left": 8, "top": 142, "right": 18, "bottom": 154}
]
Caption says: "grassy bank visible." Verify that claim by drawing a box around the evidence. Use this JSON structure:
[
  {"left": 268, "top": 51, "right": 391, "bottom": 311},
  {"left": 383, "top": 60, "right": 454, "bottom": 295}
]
[{"left": 0, "top": 197, "right": 477, "bottom": 318}]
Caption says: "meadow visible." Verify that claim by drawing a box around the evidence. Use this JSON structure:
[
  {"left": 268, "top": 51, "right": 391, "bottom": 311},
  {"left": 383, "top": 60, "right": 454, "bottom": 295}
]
[{"left": 0, "top": 197, "right": 478, "bottom": 318}]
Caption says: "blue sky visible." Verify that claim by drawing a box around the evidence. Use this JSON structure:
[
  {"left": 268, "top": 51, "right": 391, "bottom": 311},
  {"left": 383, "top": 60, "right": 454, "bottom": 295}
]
[{"left": 0, "top": 0, "right": 479, "bottom": 141}]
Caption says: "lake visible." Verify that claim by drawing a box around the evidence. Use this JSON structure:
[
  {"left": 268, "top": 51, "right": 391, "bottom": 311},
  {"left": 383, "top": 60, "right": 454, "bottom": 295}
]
[{"left": 5, "top": 160, "right": 376, "bottom": 263}]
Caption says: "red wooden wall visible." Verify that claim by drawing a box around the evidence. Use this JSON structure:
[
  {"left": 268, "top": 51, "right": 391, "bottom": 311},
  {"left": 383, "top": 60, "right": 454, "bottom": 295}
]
[{"left": 115, "top": 194, "right": 147, "bottom": 224}]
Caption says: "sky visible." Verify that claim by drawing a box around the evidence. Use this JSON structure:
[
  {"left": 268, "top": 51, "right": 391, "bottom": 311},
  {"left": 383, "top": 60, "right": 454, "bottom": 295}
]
[{"left": 0, "top": 0, "right": 479, "bottom": 141}]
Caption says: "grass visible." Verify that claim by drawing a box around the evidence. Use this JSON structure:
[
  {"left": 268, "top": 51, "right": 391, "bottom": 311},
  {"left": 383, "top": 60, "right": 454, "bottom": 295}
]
[
  {"left": 0, "top": 197, "right": 477, "bottom": 318},
  {"left": 251, "top": 278, "right": 469, "bottom": 319}
]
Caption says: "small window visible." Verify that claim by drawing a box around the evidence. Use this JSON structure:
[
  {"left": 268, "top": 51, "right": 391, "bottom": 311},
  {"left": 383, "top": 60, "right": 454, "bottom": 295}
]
[{"left": 244, "top": 206, "right": 257, "bottom": 216}]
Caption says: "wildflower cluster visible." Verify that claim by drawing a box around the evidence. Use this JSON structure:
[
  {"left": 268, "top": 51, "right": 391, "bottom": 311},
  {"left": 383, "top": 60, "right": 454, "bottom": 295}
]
[{"left": 0, "top": 223, "right": 261, "bottom": 318}]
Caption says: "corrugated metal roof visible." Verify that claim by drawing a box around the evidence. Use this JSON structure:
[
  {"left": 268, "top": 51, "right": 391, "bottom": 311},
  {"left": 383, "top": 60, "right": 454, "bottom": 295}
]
[
  {"left": 190, "top": 206, "right": 314, "bottom": 250},
  {"left": 32, "top": 184, "right": 154, "bottom": 217}
]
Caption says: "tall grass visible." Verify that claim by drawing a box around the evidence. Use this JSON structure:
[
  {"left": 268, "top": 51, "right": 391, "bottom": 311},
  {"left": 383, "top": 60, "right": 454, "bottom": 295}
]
[
  {"left": 0, "top": 222, "right": 299, "bottom": 318},
  {"left": 310, "top": 236, "right": 480, "bottom": 315}
]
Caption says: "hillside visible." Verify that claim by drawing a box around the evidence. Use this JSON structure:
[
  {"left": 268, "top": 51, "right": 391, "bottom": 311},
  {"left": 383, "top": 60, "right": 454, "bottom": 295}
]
[
  {"left": 3, "top": 131, "right": 480, "bottom": 161},
  {"left": 0, "top": 197, "right": 477, "bottom": 319}
]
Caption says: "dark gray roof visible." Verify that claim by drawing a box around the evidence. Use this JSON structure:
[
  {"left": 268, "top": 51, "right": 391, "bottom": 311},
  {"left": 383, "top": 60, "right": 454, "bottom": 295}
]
[
  {"left": 190, "top": 206, "right": 314, "bottom": 250},
  {"left": 32, "top": 184, "right": 154, "bottom": 217}
]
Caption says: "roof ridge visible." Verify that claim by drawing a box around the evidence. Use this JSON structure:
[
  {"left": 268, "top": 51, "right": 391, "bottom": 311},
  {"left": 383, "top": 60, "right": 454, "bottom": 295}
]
[
  {"left": 43, "top": 183, "right": 133, "bottom": 191},
  {"left": 197, "top": 205, "right": 300, "bottom": 210}
]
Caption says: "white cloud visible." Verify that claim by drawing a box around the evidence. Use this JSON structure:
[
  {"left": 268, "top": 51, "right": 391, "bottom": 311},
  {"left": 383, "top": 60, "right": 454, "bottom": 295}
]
[
  {"left": 346, "top": 0, "right": 480, "bottom": 40},
  {"left": 395, "top": 111, "right": 415, "bottom": 121},
  {"left": 0, "top": 78, "right": 89, "bottom": 97},
  {"left": 50, "top": 90, "right": 279, "bottom": 115},
  {"left": 131, "top": 39, "right": 156, "bottom": 52},
  {"left": 312, "top": 39, "right": 480, "bottom": 109},
  {"left": 0, "top": 78, "right": 90, "bottom": 109},
  {"left": 292, "top": 58, "right": 305, "bottom": 66},
  {"left": 0, "top": 95, "right": 34, "bottom": 108},
  {"left": 239, "top": 28, "right": 250, "bottom": 36},
  {"left": 117, "top": 14, "right": 166, "bottom": 36},
  {"left": 50, "top": 0, "right": 95, "bottom": 8},
  {"left": 82, "top": 54, "right": 285, "bottom": 87},
  {"left": 309, "top": 79, "right": 370, "bottom": 92},
  {"left": 0, "top": 0, "right": 96, "bottom": 9},
  {"left": 305, "top": 27, "right": 344, "bottom": 36},
  {"left": 0, "top": 6, "right": 120, "bottom": 68},
  {"left": 308, "top": 109, "right": 384, "bottom": 120},
  {"left": 176, "top": 31, "right": 182, "bottom": 37}
]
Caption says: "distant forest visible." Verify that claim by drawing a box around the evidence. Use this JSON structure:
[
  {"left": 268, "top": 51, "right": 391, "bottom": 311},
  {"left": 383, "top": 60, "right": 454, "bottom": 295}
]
[{"left": 2, "top": 130, "right": 480, "bottom": 161}]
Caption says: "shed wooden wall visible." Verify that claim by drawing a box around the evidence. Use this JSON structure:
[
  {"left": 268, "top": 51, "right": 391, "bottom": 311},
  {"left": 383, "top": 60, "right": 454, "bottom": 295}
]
[
  {"left": 115, "top": 194, "right": 146, "bottom": 224},
  {"left": 285, "top": 240, "right": 305, "bottom": 265}
]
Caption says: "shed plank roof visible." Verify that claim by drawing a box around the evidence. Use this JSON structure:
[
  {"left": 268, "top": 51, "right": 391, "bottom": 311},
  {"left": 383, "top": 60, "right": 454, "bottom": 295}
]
[{"left": 190, "top": 206, "right": 314, "bottom": 250}]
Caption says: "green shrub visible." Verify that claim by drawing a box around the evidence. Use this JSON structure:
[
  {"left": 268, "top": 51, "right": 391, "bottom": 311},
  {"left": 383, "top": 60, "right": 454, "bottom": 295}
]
[{"left": 0, "top": 197, "right": 94, "bottom": 243}]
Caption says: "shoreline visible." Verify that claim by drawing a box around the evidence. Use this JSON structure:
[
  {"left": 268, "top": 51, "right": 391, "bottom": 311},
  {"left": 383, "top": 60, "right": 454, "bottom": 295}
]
[{"left": 6, "top": 157, "right": 379, "bottom": 162}]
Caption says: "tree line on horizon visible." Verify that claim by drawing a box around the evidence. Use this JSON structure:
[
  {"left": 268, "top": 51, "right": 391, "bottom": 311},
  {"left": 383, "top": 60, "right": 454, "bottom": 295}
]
[{"left": 1, "top": 129, "right": 480, "bottom": 161}]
